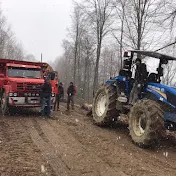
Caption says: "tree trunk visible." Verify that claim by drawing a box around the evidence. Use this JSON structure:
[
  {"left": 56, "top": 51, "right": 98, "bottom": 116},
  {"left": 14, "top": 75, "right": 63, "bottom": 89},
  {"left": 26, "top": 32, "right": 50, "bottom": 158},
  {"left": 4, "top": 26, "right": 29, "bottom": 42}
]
[
  {"left": 73, "top": 24, "right": 79, "bottom": 83},
  {"left": 93, "top": 44, "right": 101, "bottom": 96}
]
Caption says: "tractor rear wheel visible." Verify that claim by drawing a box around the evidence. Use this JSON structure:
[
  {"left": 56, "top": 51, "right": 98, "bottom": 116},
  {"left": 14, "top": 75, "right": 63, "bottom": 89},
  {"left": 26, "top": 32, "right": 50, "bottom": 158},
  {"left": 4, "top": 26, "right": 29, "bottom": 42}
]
[
  {"left": 92, "top": 85, "right": 119, "bottom": 126},
  {"left": 129, "top": 99, "right": 165, "bottom": 147}
]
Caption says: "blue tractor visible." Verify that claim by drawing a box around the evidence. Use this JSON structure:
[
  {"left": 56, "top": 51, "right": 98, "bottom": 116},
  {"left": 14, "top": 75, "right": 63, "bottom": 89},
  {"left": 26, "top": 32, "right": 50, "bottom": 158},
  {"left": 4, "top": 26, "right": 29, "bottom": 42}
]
[{"left": 92, "top": 50, "right": 176, "bottom": 147}]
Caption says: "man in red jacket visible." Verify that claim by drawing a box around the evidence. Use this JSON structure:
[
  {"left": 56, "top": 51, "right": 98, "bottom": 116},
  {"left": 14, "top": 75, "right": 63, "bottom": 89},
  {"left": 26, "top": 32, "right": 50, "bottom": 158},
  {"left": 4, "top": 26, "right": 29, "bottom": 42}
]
[{"left": 67, "top": 82, "right": 76, "bottom": 111}]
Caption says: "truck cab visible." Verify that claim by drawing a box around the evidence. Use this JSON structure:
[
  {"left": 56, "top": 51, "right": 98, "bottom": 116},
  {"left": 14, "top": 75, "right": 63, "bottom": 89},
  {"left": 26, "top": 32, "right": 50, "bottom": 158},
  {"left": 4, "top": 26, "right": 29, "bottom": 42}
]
[{"left": 0, "top": 59, "right": 57, "bottom": 115}]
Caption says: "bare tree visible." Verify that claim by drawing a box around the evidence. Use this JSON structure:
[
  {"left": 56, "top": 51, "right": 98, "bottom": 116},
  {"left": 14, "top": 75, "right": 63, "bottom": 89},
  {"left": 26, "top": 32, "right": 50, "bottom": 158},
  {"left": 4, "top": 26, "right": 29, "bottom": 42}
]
[
  {"left": 70, "top": 3, "right": 85, "bottom": 84},
  {"left": 80, "top": 0, "right": 114, "bottom": 95},
  {"left": 0, "top": 5, "right": 25, "bottom": 60},
  {"left": 81, "top": 33, "right": 95, "bottom": 101},
  {"left": 122, "top": 0, "right": 165, "bottom": 52},
  {"left": 112, "top": 0, "right": 127, "bottom": 68}
]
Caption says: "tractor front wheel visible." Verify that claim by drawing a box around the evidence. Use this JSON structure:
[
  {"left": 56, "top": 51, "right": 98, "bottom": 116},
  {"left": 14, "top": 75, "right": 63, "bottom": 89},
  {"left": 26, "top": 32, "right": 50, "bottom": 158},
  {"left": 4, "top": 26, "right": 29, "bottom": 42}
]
[{"left": 129, "top": 100, "right": 165, "bottom": 147}]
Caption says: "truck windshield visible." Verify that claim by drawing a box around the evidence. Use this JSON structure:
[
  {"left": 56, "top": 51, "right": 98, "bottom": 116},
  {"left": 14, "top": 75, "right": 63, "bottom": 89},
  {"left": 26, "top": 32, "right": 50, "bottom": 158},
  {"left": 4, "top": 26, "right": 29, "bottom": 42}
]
[{"left": 8, "top": 66, "right": 41, "bottom": 79}]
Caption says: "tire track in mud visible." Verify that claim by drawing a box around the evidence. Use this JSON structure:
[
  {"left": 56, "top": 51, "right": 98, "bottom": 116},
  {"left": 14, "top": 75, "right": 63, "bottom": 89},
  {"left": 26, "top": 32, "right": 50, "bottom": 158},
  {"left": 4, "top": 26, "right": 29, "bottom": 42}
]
[
  {"left": 32, "top": 117, "right": 127, "bottom": 176},
  {"left": 53, "top": 107, "right": 176, "bottom": 176},
  {"left": 48, "top": 117, "right": 147, "bottom": 176},
  {"left": 25, "top": 118, "right": 72, "bottom": 176},
  {"left": 0, "top": 117, "right": 51, "bottom": 176},
  {"left": 46, "top": 119, "right": 129, "bottom": 176}
]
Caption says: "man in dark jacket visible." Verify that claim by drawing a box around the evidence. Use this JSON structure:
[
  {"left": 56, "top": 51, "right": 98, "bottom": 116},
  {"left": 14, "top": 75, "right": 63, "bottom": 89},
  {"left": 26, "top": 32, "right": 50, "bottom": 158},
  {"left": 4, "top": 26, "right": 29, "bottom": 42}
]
[
  {"left": 67, "top": 82, "right": 76, "bottom": 111},
  {"left": 54, "top": 82, "right": 64, "bottom": 111},
  {"left": 129, "top": 58, "right": 148, "bottom": 105},
  {"left": 41, "top": 77, "right": 52, "bottom": 117}
]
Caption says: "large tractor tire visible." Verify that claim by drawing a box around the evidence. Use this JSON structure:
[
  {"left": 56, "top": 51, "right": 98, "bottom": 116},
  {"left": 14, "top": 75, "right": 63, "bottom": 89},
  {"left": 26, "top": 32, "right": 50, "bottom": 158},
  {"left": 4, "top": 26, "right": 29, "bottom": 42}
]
[
  {"left": 0, "top": 92, "right": 9, "bottom": 116},
  {"left": 129, "top": 99, "right": 165, "bottom": 147},
  {"left": 92, "top": 85, "right": 119, "bottom": 126}
]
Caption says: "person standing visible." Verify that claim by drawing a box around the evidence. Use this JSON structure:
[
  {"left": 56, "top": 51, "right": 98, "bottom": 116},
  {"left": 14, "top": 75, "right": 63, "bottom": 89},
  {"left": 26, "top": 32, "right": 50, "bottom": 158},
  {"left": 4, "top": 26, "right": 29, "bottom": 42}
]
[
  {"left": 40, "top": 77, "right": 52, "bottom": 117},
  {"left": 54, "top": 82, "right": 64, "bottom": 111},
  {"left": 67, "top": 82, "right": 76, "bottom": 111},
  {"left": 129, "top": 58, "right": 148, "bottom": 105}
]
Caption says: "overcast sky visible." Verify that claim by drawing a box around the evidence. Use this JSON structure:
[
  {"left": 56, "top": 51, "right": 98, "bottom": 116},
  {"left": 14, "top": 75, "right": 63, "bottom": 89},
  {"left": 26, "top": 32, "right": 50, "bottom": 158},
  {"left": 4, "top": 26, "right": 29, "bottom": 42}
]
[{"left": 2, "top": 0, "right": 73, "bottom": 62}]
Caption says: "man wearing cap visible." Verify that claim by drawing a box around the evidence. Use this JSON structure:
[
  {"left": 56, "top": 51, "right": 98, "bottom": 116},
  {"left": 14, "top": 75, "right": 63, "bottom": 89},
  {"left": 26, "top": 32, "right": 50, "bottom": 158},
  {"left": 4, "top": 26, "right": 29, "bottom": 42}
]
[
  {"left": 67, "top": 82, "right": 76, "bottom": 111},
  {"left": 54, "top": 82, "right": 64, "bottom": 111},
  {"left": 40, "top": 77, "right": 52, "bottom": 117},
  {"left": 129, "top": 58, "right": 148, "bottom": 105}
]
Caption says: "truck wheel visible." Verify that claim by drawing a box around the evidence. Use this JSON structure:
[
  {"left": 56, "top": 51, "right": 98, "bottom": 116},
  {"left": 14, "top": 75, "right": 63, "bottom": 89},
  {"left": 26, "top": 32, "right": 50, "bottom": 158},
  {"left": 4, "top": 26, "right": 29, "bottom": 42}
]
[
  {"left": 129, "top": 100, "right": 164, "bottom": 147},
  {"left": 92, "top": 85, "right": 119, "bottom": 126},
  {"left": 1, "top": 92, "right": 9, "bottom": 116}
]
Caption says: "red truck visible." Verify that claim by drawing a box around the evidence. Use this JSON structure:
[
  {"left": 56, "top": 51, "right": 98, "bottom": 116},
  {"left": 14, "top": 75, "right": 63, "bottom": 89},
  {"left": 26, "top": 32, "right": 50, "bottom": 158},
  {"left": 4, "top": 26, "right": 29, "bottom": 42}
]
[{"left": 0, "top": 58, "right": 58, "bottom": 115}]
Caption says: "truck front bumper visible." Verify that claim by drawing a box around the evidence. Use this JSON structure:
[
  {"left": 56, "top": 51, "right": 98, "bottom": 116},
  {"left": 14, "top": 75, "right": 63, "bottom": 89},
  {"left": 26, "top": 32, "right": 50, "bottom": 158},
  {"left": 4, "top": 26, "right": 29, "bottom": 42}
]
[{"left": 8, "top": 96, "right": 55, "bottom": 107}]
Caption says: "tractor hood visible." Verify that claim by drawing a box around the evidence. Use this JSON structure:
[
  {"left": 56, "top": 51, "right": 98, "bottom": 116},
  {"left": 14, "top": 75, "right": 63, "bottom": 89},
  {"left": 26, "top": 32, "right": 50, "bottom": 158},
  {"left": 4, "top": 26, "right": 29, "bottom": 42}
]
[{"left": 148, "top": 83, "right": 176, "bottom": 94}]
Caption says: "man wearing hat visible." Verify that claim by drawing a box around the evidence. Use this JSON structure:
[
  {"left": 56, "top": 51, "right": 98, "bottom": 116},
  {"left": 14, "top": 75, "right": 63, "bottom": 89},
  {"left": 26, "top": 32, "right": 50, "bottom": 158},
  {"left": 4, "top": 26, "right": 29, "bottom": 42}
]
[
  {"left": 129, "top": 58, "right": 148, "bottom": 105},
  {"left": 40, "top": 77, "right": 52, "bottom": 117},
  {"left": 67, "top": 82, "right": 76, "bottom": 111}
]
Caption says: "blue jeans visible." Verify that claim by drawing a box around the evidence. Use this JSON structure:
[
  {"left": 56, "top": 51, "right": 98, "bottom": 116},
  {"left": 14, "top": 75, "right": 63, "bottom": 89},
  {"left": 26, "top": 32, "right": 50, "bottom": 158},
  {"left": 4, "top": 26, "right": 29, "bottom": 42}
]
[{"left": 41, "top": 96, "right": 51, "bottom": 116}]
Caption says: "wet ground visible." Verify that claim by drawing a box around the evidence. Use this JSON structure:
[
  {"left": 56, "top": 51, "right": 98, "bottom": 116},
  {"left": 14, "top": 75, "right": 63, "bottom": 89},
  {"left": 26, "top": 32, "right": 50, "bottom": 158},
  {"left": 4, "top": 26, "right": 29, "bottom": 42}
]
[{"left": 0, "top": 104, "right": 175, "bottom": 176}]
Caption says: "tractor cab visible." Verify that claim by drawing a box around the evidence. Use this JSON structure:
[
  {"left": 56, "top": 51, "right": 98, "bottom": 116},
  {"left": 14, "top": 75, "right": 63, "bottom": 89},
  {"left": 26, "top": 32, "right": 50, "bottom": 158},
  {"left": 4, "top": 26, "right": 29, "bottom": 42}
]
[
  {"left": 123, "top": 50, "right": 171, "bottom": 83},
  {"left": 109, "top": 50, "right": 175, "bottom": 101}
]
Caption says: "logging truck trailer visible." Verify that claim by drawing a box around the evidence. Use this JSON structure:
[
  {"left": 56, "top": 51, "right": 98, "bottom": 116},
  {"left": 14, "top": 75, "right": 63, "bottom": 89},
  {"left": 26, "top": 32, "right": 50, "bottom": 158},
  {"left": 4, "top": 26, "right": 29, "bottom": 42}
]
[{"left": 0, "top": 58, "right": 58, "bottom": 115}]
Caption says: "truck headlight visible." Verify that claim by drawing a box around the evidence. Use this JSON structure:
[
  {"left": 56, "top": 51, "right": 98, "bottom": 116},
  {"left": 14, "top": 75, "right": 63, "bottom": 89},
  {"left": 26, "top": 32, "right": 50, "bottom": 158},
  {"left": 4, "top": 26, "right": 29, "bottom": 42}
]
[
  {"left": 36, "top": 93, "right": 39, "bottom": 96},
  {"left": 52, "top": 93, "right": 55, "bottom": 97},
  {"left": 9, "top": 93, "right": 17, "bottom": 97},
  {"left": 9, "top": 93, "right": 13, "bottom": 97}
]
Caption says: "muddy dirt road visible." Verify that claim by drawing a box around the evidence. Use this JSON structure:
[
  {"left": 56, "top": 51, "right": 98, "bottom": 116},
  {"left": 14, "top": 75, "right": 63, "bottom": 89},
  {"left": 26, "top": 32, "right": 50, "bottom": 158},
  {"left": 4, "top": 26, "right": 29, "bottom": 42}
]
[{"left": 0, "top": 104, "right": 175, "bottom": 176}]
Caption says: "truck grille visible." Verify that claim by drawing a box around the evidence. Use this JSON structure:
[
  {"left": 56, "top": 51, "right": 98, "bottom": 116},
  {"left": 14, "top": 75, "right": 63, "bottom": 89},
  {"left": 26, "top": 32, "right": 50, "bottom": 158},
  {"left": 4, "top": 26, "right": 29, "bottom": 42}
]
[
  {"left": 27, "top": 84, "right": 41, "bottom": 91},
  {"left": 17, "top": 83, "right": 24, "bottom": 90},
  {"left": 17, "top": 83, "right": 41, "bottom": 91}
]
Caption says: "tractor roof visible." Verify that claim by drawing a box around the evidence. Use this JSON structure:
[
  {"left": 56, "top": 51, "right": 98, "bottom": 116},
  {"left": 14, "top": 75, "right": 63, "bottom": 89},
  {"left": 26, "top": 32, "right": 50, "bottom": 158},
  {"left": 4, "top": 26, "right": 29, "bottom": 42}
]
[{"left": 130, "top": 50, "right": 176, "bottom": 61}]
